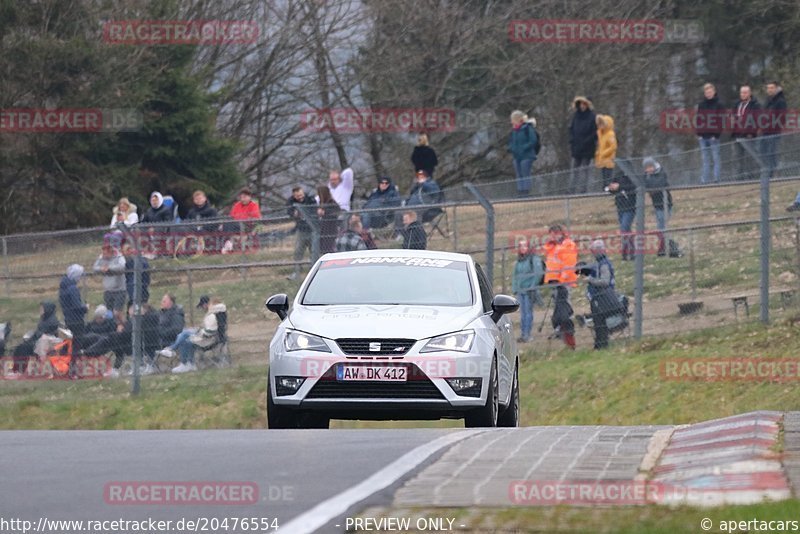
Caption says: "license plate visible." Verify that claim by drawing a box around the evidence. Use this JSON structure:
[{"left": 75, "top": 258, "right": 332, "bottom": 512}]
[{"left": 336, "top": 365, "right": 407, "bottom": 382}]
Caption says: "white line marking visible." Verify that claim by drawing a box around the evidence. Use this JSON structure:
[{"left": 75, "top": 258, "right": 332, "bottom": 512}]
[
  {"left": 280, "top": 430, "right": 485, "bottom": 534},
  {"left": 432, "top": 430, "right": 509, "bottom": 505},
  {"left": 473, "top": 428, "right": 545, "bottom": 503},
  {"left": 558, "top": 429, "right": 601, "bottom": 482},
  {"left": 523, "top": 428, "right": 574, "bottom": 480}
]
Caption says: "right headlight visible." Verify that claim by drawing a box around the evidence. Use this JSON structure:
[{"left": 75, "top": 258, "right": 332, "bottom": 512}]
[
  {"left": 420, "top": 330, "right": 475, "bottom": 353},
  {"left": 284, "top": 330, "right": 331, "bottom": 352}
]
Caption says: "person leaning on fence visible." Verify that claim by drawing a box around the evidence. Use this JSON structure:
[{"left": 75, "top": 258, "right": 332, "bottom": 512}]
[
  {"left": 361, "top": 176, "right": 401, "bottom": 230},
  {"left": 93, "top": 242, "right": 127, "bottom": 312},
  {"left": 401, "top": 211, "right": 427, "bottom": 250},
  {"left": 186, "top": 190, "right": 220, "bottom": 236},
  {"left": 696, "top": 83, "right": 724, "bottom": 184},
  {"left": 594, "top": 114, "right": 617, "bottom": 191},
  {"left": 10, "top": 301, "right": 60, "bottom": 374},
  {"left": 543, "top": 224, "right": 578, "bottom": 350},
  {"left": 411, "top": 133, "right": 439, "bottom": 179},
  {"left": 110, "top": 197, "right": 138, "bottom": 227},
  {"left": 512, "top": 239, "right": 545, "bottom": 344},
  {"left": 643, "top": 157, "right": 681, "bottom": 258},
  {"left": 335, "top": 217, "right": 368, "bottom": 252},
  {"left": 405, "top": 169, "right": 443, "bottom": 224},
  {"left": 605, "top": 169, "right": 637, "bottom": 261},
  {"left": 762, "top": 81, "right": 787, "bottom": 179},
  {"left": 157, "top": 295, "right": 226, "bottom": 374},
  {"left": 578, "top": 240, "right": 623, "bottom": 350},
  {"left": 286, "top": 187, "right": 317, "bottom": 280},
  {"left": 569, "top": 96, "right": 597, "bottom": 194},
  {"left": 507, "top": 110, "right": 539, "bottom": 197}
]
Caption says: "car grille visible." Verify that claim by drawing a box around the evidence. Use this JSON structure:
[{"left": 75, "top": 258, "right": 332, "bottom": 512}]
[
  {"left": 305, "top": 364, "right": 444, "bottom": 400},
  {"left": 335, "top": 338, "right": 416, "bottom": 356}
]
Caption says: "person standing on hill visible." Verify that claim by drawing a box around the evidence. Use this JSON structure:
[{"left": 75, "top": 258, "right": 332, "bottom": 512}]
[
  {"left": 696, "top": 83, "right": 725, "bottom": 184},
  {"left": 731, "top": 85, "right": 761, "bottom": 181},
  {"left": 507, "top": 110, "right": 539, "bottom": 197},
  {"left": 762, "top": 81, "right": 787, "bottom": 179},
  {"left": 594, "top": 114, "right": 617, "bottom": 192},
  {"left": 411, "top": 133, "right": 438, "bottom": 179},
  {"left": 568, "top": 96, "right": 597, "bottom": 194}
]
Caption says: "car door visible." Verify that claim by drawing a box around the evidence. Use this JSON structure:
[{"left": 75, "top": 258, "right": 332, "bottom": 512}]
[{"left": 474, "top": 263, "right": 514, "bottom": 404}]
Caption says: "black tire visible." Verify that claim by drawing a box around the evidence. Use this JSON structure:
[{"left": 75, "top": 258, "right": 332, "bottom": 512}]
[
  {"left": 497, "top": 362, "right": 520, "bottom": 428},
  {"left": 267, "top": 379, "right": 299, "bottom": 429},
  {"left": 465, "top": 358, "right": 498, "bottom": 428}
]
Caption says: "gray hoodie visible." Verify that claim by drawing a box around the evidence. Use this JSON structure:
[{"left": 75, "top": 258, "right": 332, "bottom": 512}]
[{"left": 93, "top": 250, "right": 126, "bottom": 292}]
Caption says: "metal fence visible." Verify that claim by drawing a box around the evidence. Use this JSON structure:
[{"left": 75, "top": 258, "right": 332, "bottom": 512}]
[{"left": 2, "top": 132, "right": 800, "bottom": 387}]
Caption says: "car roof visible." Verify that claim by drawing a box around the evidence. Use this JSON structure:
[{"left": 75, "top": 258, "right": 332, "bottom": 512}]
[{"left": 318, "top": 249, "right": 473, "bottom": 263}]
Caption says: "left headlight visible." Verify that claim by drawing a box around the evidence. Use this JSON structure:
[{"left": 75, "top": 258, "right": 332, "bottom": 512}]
[
  {"left": 284, "top": 330, "right": 331, "bottom": 352},
  {"left": 420, "top": 330, "right": 475, "bottom": 353}
]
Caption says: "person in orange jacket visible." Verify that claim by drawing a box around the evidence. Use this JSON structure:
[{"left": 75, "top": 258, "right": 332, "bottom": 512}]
[
  {"left": 595, "top": 114, "right": 617, "bottom": 191},
  {"left": 543, "top": 224, "right": 578, "bottom": 349}
]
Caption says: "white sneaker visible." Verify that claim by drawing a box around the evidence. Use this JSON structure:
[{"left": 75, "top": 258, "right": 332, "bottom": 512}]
[
  {"left": 185, "top": 362, "right": 198, "bottom": 372},
  {"left": 158, "top": 348, "right": 176, "bottom": 358},
  {"left": 172, "top": 363, "right": 188, "bottom": 374}
]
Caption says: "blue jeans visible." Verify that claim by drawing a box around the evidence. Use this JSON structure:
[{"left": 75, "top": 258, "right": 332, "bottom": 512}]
[
  {"left": 761, "top": 135, "right": 781, "bottom": 179},
  {"left": 516, "top": 292, "right": 534, "bottom": 340},
  {"left": 169, "top": 328, "right": 197, "bottom": 364},
  {"left": 513, "top": 158, "right": 534, "bottom": 195},
  {"left": 654, "top": 207, "right": 671, "bottom": 254},
  {"left": 699, "top": 137, "right": 721, "bottom": 183},
  {"left": 617, "top": 210, "right": 634, "bottom": 257}
]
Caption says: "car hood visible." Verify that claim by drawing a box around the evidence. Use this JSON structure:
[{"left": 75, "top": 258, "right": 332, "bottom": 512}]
[{"left": 288, "top": 304, "right": 478, "bottom": 341}]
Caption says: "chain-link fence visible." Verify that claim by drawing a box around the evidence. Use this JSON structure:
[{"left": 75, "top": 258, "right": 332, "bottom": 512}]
[{"left": 2, "top": 132, "right": 800, "bottom": 385}]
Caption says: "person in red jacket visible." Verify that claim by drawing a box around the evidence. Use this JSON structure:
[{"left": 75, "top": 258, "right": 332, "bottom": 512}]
[{"left": 230, "top": 188, "right": 262, "bottom": 221}]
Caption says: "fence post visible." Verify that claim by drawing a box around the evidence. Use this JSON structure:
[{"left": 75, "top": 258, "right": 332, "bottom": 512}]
[
  {"left": 187, "top": 268, "right": 195, "bottom": 326},
  {"left": 452, "top": 205, "right": 458, "bottom": 252},
  {"left": 689, "top": 228, "right": 697, "bottom": 302},
  {"left": 2, "top": 237, "right": 9, "bottom": 298},
  {"left": 116, "top": 223, "right": 143, "bottom": 396},
  {"left": 796, "top": 218, "right": 800, "bottom": 300},
  {"left": 465, "top": 183, "right": 495, "bottom": 289},
  {"left": 738, "top": 138, "right": 770, "bottom": 324},
  {"left": 564, "top": 197, "right": 571, "bottom": 228}
]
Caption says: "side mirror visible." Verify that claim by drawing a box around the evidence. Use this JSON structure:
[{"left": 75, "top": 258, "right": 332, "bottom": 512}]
[
  {"left": 490, "top": 294, "right": 519, "bottom": 323},
  {"left": 265, "top": 294, "right": 289, "bottom": 321}
]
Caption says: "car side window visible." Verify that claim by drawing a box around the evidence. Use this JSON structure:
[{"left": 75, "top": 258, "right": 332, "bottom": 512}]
[{"left": 474, "top": 263, "right": 493, "bottom": 313}]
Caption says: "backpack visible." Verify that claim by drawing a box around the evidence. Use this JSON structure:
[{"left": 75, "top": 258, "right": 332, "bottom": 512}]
[
  {"left": 529, "top": 254, "right": 545, "bottom": 287},
  {"left": 532, "top": 126, "right": 541, "bottom": 155}
]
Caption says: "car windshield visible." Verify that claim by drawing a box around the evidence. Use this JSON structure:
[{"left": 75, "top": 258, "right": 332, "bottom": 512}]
[{"left": 301, "top": 257, "right": 473, "bottom": 306}]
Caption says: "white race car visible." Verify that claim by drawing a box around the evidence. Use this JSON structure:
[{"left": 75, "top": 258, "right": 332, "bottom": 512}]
[{"left": 265, "top": 250, "right": 520, "bottom": 429}]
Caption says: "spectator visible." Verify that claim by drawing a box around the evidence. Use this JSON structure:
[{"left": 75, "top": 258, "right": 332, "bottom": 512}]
[
  {"left": 110, "top": 197, "right": 138, "bottom": 227},
  {"left": 158, "top": 293, "right": 185, "bottom": 349},
  {"left": 401, "top": 211, "right": 427, "bottom": 250},
  {"left": 186, "top": 190, "right": 220, "bottom": 231},
  {"left": 326, "top": 168, "right": 354, "bottom": 212},
  {"left": 123, "top": 251, "right": 150, "bottom": 306},
  {"left": 362, "top": 176, "right": 401, "bottom": 230},
  {"left": 511, "top": 240, "right": 545, "bottom": 344},
  {"left": 543, "top": 224, "right": 578, "bottom": 350},
  {"left": 643, "top": 157, "right": 681, "bottom": 258},
  {"left": 93, "top": 244, "right": 127, "bottom": 312},
  {"left": 762, "top": 81, "right": 787, "bottom": 179},
  {"left": 411, "top": 133, "right": 438, "bottom": 178},
  {"left": 141, "top": 192, "right": 173, "bottom": 225},
  {"left": 11, "top": 301, "right": 59, "bottom": 374},
  {"left": 140, "top": 303, "right": 161, "bottom": 375},
  {"left": 786, "top": 191, "right": 800, "bottom": 212},
  {"left": 286, "top": 187, "right": 317, "bottom": 280},
  {"left": 59, "top": 264, "right": 88, "bottom": 342},
  {"left": 230, "top": 187, "right": 262, "bottom": 222},
  {"left": 348, "top": 214, "right": 377, "bottom": 249},
  {"left": 696, "top": 83, "right": 724, "bottom": 184},
  {"left": 81, "top": 309, "right": 130, "bottom": 376},
  {"left": 87, "top": 305, "right": 115, "bottom": 337},
  {"left": 568, "top": 96, "right": 598, "bottom": 194},
  {"left": 335, "top": 217, "right": 368, "bottom": 252},
  {"left": 731, "top": 84, "right": 761, "bottom": 181},
  {"left": 605, "top": 170, "right": 637, "bottom": 261},
  {"left": 507, "top": 110, "right": 538, "bottom": 197},
  {"left": 317, "top": 185, "right": 341, "bottom": 254},
  {"left": 406, "top": 170, "right": 443, "bottom": 223},
  {"left": 162, "top": 195, "right": 180, "bottom": 221},
  {"left": 579, "top": 240, "right": 623, "bottom": 350},
  {"left": 158, "top": 296, "right": 226, "bottom": 374},
  {"left": 594, "top": 114, "right": 617, "bottom": 189}
]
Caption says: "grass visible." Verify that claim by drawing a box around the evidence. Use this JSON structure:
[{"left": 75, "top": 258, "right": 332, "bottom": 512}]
[{"left": 3, "top": 317, "right": 800, "bottom": 429}]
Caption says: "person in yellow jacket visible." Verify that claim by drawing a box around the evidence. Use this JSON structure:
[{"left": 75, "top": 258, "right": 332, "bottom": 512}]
[
  {"left": 595, "top": 114, "right": 617, "bottom": 190},
  {"left": 542, "top": 224, "right": 578, "bottom": 349}
]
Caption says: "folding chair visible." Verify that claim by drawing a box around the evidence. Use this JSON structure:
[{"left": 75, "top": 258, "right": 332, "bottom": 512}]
[
  {"left": 194, "top": 311, "right": 231, "bottom": 369},
  {"left": 425, "top": 210, "right": 450, "bottom": 239}
]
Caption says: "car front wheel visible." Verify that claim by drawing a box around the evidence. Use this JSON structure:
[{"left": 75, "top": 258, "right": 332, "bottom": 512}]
[
  {"left": 497, "top": 362, "right": 520, "bottom": 427},
  {"left": 464, "top": 358, "right": 498, "bottom": 428}
]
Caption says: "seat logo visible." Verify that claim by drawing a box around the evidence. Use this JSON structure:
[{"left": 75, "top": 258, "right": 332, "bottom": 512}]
[{"left": 369, "top": 342, "right": 381, "bottom": 352}]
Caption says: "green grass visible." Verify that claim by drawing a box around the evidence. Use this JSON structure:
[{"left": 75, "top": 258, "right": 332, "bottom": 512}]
[{"left": 3, "top": 318, "right": 800, "bottom": 429}]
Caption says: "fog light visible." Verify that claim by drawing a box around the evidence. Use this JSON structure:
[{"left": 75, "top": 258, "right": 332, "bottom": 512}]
[
  {"left": 276, "top": 376, "right": 306, "bottom": 396},
  {"left": 445, "top": 377, "right": 482, "bottom": 397}
]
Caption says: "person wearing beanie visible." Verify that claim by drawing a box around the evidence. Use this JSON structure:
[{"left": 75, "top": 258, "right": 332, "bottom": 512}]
[
  {"left": 59, "top": 264, "right": 88, "bottom": 341},
  {"left": 361, "top": 176, "right": 401, "bottom": 230},
  {"left": 578, "top": 239, "right": 622, "bottom": 349},
  {"left": 87, "top": 305, "right": 116, "bottom": 337}
]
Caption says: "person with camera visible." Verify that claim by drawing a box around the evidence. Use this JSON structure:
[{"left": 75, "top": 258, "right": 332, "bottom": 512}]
[
  {"left": 543, "top": 224, "right": 578, "bottom": 349},
  {"left": 576, "top": 239, "right": 622, "bottom": 350},
  {"left": 605, "top": 169, "right": 637, "bottom": 261}
]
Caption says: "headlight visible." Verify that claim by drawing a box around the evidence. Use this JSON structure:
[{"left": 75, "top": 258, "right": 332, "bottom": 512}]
[
  {"left": 284, "top": 330, "right": 331, "bottom": 352},
  {"left": 420, "top": 330, "right": 475, "bottom": 353}
]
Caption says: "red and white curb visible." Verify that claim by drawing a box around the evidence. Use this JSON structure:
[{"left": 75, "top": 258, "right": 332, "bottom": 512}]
[{"left": 646, "top": 411, "right": 791, "bottom": 506}]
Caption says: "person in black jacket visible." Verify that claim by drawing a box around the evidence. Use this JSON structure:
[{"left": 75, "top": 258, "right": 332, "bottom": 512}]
[
  {"left": 643, "top": 158, "right": 681, "bottom": 258},
  {"left": 124, "top": 252, "right": 150, "bottom": 307},
  {"left": 286, "top": 187, "right": 318, "bottom": 280},
  {"left": 11, "top": 301, "right": 60, "bottom": 373},
  {"left": 762, "top": 81, "right": 787, "bottom": 179},
  {"left": 732, "top": 85, "right": 761, "bottom": 181},
  {"left": 401, "top": 211, "right": 427, "bottom": 250},
  {"left": 141, "top": 192, "right": 173, "bottom": 224},
  {"left": 697, "top": 83, "right": 725, "bottom": 184},
  {"left": 411, "top": 133, "right": 438, "bottom": 179},
  {"left": 158, "top": 293, "right": 185, "bottom": 349},
  {"left": 59, "top": 264, "right": 88, "bottom": 343},
  {"left": 87, "top": 305, "right": 116, "bottom": 337},
  {"left": 568, "top": 96, "right": 597, "bottom": 194},
  {"left": 605, "top": 170, "right": 637, "bottom": 260},
  {"left": 186, "top": 190, "right": 221, "bottom": 235},
  {"left": 362, "top": 176, "right": 401, "bottom": 230}
]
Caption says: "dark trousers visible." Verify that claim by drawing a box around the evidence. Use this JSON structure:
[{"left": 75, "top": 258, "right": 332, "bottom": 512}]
[
  {"left": 590, "top": 299, "right": 610, "bottom": 349},
  {"left": 550, "top": 285, "right": 574, "bottom": 334}
]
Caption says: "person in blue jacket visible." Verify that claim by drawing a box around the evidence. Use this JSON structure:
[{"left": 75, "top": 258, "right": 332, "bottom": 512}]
[
  {"left": 511, "top": 239, "right": 545, "bottom": 343},
  {"left": 507, "top": 110, "right": 539, "bottom": 197},
  {"left": 59, "top": 263, "right": 88, "bottom": 343}
]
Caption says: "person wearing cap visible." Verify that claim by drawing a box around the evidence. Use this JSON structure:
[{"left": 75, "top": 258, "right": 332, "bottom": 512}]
[
  {"left": 578, "top": 239, "right": 621, "bottom": 350},
  {"left": 543, "top": 224, "right": 578, "bottom": 349},
  {"left": 87, "top": 305, "right": 116, "bottom": 337},
  {"left": 230, "top": 187, "right": 262, "bottom": 221},
  {"left": 405, "top": 169, "right": 443, "bottom": 223},
  {"left": 362, "top": 176, "right": 401, "bottom": 230},
  {"left": 157, "top": 295, "right": 226, "bottom": 374}
]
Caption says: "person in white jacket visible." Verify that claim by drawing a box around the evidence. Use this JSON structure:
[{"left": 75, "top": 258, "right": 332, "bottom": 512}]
[
  {"left": 110, "top": 197, "right": 139, "bottom": 227},
  {"left": 157, "top": 295, "right": 226, "bottom": 373},
  {"left": 325, "top": 167, "right": 354, "bottom": 212}
]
